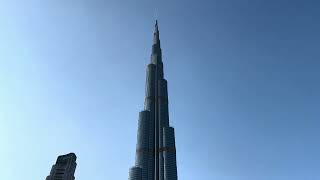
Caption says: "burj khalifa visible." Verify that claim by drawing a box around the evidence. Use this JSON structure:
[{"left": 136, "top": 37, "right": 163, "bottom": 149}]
[{"left": 128, "top": 21, "right": 178, "bottom": 180}]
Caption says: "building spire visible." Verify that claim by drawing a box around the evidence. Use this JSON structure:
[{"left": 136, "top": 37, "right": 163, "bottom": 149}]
[
  {"left": 153, "top": 20, "right": 160, "bottom": 45},
  {"left": 155, "top": 20, "right": 158, "bottom": 31},
  {"left": 151, "top": 20, "right": 162, "bottom": 64}
]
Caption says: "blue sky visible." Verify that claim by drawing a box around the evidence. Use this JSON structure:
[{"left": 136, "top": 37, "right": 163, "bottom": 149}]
[{"left": 0, "top": 0, "right": 319, "bottom": 180}]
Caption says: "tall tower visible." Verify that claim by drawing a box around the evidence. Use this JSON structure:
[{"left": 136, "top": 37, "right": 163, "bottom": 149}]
[
  {"left": 46, "top": 153, "right": 77, "bottom": 180},
  {"left": 128, "top": 21, "right": 178, "bottom": 180}
]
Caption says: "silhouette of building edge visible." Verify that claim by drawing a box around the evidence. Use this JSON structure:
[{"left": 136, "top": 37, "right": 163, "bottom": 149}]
[{"left": 46, "top": 153, "right": 77, "bottom": 180}]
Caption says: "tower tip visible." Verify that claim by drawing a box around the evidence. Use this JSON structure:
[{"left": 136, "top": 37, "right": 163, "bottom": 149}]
[
  {"left": 155, "top": 20, "right": 159, "bottom": 31},
  {"left": 152, "top": 19, "right": 160, "bottom": 47}
]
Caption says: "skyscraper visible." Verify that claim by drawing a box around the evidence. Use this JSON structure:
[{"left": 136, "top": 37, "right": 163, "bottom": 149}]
[
  {"left": 128, "top": 21, "right": 178, "bottom": 180},
  {"left": 46, "top": 153, "right": 77, "bottom": 180}
]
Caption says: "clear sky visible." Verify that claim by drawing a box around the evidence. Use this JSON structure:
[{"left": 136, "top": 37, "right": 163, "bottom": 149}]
[{"left": 0, "top": 0, "right": 319, "bottom": 180}]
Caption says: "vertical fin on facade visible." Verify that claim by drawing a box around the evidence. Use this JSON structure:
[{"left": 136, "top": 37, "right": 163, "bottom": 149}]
[
  {"left": 135, "top": 111, "right": 151, "bottom": 180},
  {"left": 163, "top": 127, "right": 178, "bottom": 180}
]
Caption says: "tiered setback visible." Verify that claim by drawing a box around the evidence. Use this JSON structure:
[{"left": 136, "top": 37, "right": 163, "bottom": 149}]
[
  {"left": 163, "top": 127, "right": 177, "bottom": 180},
  {"left": 128, "top": 21, "right": 178, "bottom": 180},
  {"left": 129, "top": 167, "right": 142, "bottom": 180},
  {"left": 135, "top": 111, "right": 151, "bottom": 180}
]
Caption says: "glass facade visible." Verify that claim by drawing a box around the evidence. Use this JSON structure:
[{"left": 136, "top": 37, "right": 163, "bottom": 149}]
[{"left": 128, "top": 21, "right": 178, "bottom": 180}]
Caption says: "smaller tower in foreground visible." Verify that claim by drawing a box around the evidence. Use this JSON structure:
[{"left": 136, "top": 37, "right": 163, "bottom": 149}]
[{"left": 46, "top": 153, "right": 77, "bottom": 180}]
